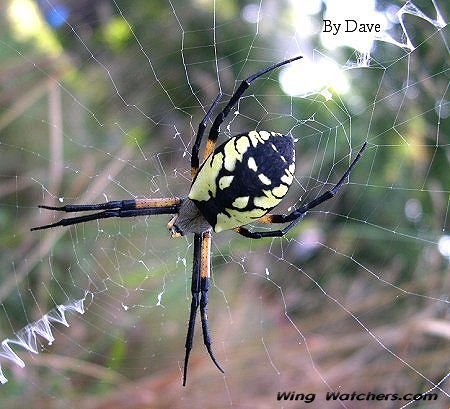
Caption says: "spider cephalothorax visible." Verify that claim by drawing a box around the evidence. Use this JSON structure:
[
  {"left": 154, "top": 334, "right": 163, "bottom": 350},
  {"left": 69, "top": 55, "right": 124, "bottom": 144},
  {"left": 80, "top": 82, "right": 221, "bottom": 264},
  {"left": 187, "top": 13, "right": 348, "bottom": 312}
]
[{"left": 32, "top": 56, "right": 367, "bottom": 385}]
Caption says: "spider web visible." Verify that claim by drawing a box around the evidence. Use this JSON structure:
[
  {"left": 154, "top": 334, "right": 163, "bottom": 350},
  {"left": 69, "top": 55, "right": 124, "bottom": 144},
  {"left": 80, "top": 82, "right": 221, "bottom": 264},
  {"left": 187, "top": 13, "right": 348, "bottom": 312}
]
[{"left": 0, "top": 0, "right": 449, "bottom": 408}]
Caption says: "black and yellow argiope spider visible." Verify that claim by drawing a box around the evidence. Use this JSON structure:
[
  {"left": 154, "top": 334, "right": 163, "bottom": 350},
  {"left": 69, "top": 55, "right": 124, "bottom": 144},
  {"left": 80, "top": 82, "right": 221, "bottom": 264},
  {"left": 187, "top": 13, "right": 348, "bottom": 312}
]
[{"left": 32, "top": 56, "right": 367, "bottom": 385}]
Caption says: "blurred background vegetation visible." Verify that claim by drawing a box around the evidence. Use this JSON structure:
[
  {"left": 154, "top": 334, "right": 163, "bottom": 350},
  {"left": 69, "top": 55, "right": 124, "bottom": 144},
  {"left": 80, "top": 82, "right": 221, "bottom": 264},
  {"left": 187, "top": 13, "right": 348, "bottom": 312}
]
[{"left": 0, "top": 0, "right": 448, "bottom": 408}]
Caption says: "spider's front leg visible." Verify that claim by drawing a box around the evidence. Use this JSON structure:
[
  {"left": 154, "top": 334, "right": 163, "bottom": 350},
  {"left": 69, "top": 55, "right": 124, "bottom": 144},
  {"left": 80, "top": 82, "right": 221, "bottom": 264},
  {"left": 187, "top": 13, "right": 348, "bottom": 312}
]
[
  {"left": 190, "top": 55, "right": 303, "bottom": 179},
  {"left": 183, "top": 230, "right": 224, "bottom": 386},
  {"left": 31, "top": 198, "right": 181, "bottom": 231}
]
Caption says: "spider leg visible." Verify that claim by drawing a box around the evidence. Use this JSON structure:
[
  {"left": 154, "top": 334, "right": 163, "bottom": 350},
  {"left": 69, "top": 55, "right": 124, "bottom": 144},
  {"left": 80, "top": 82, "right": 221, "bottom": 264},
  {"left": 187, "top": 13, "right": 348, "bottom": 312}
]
[
  {"left": 183, "top": 233, "right": 201, "bottom": 385},
  {"left": 202, "top": 55, "right": 303, "bottom": 160},
  {"left": 234, "top": 216, "right": 304, "bottom": 239},
  {"left": 199, "top": 231, "right": 224, "bottom": 374},
  {"left": 183, "top": 231, "right": 223, "bottom": 386},
  {"left": 31, "top": 198, "right": 181, "bottom": 231},
  {"left": 191, "top": 93, "right": 223, "bottom": 179},
  {"left": 234, "top": 142, "right": 367, "bottom": 239}
]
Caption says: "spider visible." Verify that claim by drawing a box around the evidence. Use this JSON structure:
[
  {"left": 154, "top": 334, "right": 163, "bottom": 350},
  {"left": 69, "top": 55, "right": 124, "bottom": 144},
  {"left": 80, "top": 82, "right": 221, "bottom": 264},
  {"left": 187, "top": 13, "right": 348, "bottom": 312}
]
[{"left": 32, "top": 56, "right": 367, "bottom": 385}]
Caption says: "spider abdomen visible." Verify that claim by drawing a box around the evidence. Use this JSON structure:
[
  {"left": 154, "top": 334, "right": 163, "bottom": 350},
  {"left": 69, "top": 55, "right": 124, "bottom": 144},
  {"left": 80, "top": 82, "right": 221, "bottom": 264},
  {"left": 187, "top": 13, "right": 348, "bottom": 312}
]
[{"left": 189, "top": 131, "right": 295, "bottom": 232}]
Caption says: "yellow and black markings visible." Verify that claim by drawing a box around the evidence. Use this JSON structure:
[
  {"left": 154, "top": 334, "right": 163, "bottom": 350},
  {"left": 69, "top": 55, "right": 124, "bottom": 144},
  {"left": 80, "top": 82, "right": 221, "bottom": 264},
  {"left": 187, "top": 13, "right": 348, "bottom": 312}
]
[{"left": 189, "top": 130, "right": 296, "bottom": 232}]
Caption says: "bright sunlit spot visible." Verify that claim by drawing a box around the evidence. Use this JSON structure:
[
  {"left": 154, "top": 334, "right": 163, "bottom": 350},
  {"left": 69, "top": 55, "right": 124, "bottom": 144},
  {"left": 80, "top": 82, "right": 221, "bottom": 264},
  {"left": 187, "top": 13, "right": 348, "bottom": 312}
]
[
  {"left": 288, "top": 0, "right": 322, "bottom": 36},
  {"left": 7, "top": 0, "right": 61, "bottom": 54},
  {"left": 279, "top": 58, "right": 349, "bottom": 97},
  {"left": 241, "top": 4, "right": 261, "bottom": 24},
  {"left": 438, "top": 235, "right": 450, "bottom": 260}
]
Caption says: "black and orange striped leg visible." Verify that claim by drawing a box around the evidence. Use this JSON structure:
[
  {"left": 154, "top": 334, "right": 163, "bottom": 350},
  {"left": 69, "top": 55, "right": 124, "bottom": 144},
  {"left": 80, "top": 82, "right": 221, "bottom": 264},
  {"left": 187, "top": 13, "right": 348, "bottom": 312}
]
[
  {"left": 235, "top": 142, "right": 368, "bottom": 239},
  {"left": 234, "top": 214, "right": 307, "bottom": 239},
  {"left": 205, "top": 56, "right": 303, "bottom": 158},
  {"left": 191, "top": 56, "right": 304, "bottom": 176},
  {"left": 31, "top": 198, "right": 181, "bottom": 231},
  {"left": 191, "top": 94, "right": 223, "bottom": 179},
  {"left": 183, "top": 230, "right": 223, "bottom": 386}
]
